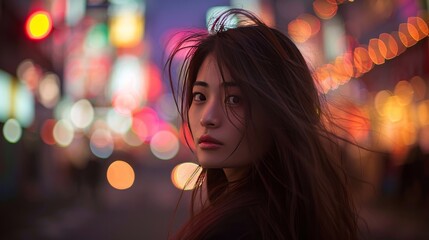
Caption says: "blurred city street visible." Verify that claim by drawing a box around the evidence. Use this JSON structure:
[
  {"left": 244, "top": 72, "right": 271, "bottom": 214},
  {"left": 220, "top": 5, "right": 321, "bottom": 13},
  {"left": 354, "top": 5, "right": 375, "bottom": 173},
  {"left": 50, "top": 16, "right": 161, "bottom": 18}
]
[
  {"left": 1, "top": 0, "right": 429, "bottom": 239},
  {"left": 2, "top": 154, "right": 191, "bottom": 240}
]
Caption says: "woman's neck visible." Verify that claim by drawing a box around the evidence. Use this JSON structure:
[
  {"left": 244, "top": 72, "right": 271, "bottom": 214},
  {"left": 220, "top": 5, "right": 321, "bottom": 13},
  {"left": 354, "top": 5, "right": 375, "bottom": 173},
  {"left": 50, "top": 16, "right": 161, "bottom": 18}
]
[{"left": 223, "top": 167, "right": 250, "bottom": 183}]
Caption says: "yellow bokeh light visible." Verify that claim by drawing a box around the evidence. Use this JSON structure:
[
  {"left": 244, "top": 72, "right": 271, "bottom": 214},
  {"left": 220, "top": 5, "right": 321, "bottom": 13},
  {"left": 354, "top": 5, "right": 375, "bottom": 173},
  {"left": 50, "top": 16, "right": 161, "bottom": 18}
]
[
  {"left": 26, "top": 11, "right": 52, "bottom": 39},
  {"left": 107, "top": 160, "right": 135, "bottom": 190},
  {"left": 400, "top": 120, "right": 416, "bottom": 146},
  {"left": 393, "top": 80, "right": 414, "bottom": 106},
  {"left": 418, "top": 100, "right": 429, "bottom": 126},
  {"left": 171, "top": 162, "right": 202, "bottom": 190},
  {"left": 109, "top": 13, "right": 144, "bottom": 48},
  {"left": 384, "top": 96, "right": 404, "bottom": 122},
  {"left": 410, "top": 76, "right": 427, "bottom": 101},
  {"left": 374, "top": 90, "right": 392, "bottom": 116}
]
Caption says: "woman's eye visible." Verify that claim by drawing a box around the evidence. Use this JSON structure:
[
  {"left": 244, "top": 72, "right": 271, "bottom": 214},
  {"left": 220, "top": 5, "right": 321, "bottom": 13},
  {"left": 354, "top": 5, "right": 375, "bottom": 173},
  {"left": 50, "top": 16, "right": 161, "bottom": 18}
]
[
  {"left": 192, "top": 92, "right": 206, "bottom": 102},
  {"left": 226, "top": 95, "right": 241, "bottom": 105}
]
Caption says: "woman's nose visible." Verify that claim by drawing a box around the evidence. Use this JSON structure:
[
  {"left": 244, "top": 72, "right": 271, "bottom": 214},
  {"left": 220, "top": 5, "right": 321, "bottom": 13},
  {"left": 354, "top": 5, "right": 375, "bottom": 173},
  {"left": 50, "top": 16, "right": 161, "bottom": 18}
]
[{"left": 199, "top": 99, "right": 222, "bottom": 128}]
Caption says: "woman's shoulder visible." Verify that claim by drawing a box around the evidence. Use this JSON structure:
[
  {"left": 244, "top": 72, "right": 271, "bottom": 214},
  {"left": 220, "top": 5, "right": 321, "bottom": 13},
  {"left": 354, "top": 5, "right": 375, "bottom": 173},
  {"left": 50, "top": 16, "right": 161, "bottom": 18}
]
[{"left": 203, "top": 206, "right": 262, "bottom": 240}]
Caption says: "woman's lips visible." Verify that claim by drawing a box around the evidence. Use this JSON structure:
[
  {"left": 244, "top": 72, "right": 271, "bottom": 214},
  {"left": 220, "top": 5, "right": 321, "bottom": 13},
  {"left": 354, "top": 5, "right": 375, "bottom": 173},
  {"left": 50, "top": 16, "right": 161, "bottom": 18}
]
[{"left": 198, "top": 135, "right": 223, "bottom": 149}]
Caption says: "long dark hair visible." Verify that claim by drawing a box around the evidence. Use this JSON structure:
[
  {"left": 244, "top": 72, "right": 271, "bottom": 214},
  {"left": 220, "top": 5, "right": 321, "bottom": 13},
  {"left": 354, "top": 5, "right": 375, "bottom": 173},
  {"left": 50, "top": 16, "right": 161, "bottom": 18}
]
[{"left": 166, "top": 8, "right": 359, "bottom": 240}]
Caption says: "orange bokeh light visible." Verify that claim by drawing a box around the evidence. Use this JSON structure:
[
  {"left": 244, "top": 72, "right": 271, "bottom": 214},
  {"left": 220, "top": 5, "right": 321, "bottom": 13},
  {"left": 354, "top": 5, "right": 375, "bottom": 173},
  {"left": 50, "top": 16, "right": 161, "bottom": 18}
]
[
  {"left": 353, "top": 47, "right": 373, "bottom": 77},
  {"left": 415, "top": 17, "right": 429, "bottom": 36},
  {"left": 368, "top": 38, "right": 386, "bottom": 65},
  {"left": 288, "top": 19, "right": 312, "bottom": 43},
  {"left": 297, "top": 13, "right": 321, "bottom": 36},
  {"left": 107, "top": 160, "right": 135, "bottom": 190},
  {"left": 398, "top": 23, "right": 417, "bottom": 47},
  {"left": 378, "top": 33, "right": 398, "bottom": 59},
  {"left": 313, "top": 0, "right": 338, "bottom": 20}
]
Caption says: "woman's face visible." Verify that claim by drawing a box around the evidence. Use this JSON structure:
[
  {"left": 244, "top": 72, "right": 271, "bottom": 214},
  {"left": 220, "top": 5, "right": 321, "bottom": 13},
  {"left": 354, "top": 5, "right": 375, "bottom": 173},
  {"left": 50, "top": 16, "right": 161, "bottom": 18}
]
[{"left": 188, "top": 55, "right": 268, "bottom": 180}]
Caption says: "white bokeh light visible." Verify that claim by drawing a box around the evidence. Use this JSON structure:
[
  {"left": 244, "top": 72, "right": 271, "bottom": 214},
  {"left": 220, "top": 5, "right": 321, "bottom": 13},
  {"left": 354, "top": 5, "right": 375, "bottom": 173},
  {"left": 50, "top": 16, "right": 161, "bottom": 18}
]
[{"left": 70, "top": 99, "right": 94, "bottom": 129}]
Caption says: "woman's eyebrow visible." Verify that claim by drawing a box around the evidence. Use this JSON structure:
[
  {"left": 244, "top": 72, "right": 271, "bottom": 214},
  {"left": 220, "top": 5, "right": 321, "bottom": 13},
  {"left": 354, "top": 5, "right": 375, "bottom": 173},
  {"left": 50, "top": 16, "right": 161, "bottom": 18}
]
[
  {"left": 222, "top": 82, "right": 238, "bottom": 88},
  {"left": 192, "top": 81, "right": 238, "bottom": 88},
  {"left": 193, "top": 81, "right": 208, "bottom": 87}
]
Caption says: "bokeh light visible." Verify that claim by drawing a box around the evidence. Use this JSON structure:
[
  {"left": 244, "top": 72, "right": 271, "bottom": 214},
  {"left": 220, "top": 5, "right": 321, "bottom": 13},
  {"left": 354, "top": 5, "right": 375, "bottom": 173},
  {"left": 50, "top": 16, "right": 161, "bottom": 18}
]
[
  {"left": 313, "top": 0, "right": 338, "bottom": 20},
  {"left": 25, "top": 11, "right": 52, "bottom": 40},
  {"left": 0, "top": 71, "right": 11, "bottom": 123},
  {"left": 353, "top": 46, "right": 373, "bottom": 77},
  {"left": 112, "top": 92, "right": 139, "bottom": 115},
  {"left": 409, "top": 76, "right": 426, "bottom": 101},
  {"left": 132, "top": 107, "right": 160, "bottom": 142},
  {"left": 90, "top": 128, "right": 114, "bottom": 159},
  {"left": 398, "top": 23, "right": 417, "bottom": 47},
  {"left": 384, "top": 96, "right": 404, "bottom": 122},
  {"left": 206, "top": 6, "right": 236, "bottom": 31},
  {"left": 368, "top": 38, "right": 386, "bottom": 65},
  {"left": 156, "top": 93, "right": 179, "bottom": 122},
  {"left": 122, "top": 129, "right": 143, "bottom": 147},
  {"left": 146, "top": 63, "right": 163, "bottom": 102},
  {"left": 107, "top": 108, "right": 132, "bottom": 134},
  {"left": 109, "top": 55, "right": 146, "bottom": 114},
  {"left": 406, "top": 17, "right": 423, "bottom": 41},
  {"left": 38, "top": 73, "right": 60, "bottom": 109},
  {"left": 53, "top": 119, "right": 75, "bottom": 147},
  {"left": 107, "top": 160, "right": 135, "bottom": 190},
  {"left": 374, "top": 90, "right": 392, "bottom": 116},
  {"left": 394, "top": 80, "right": 414, "bottom": 106},
  {"left": 390, "top": 31, "right": 407, "bottom": 56},
  {"left": 70, "top": 99, "right": 95, "bottom": 129},
  {"left": 420, "top": 126, "right": 429, "bottom": 153},
  {"left": 109, "top": 10, "right": 144, "bottom": 48},
  {"left": 163, "top": 28, "right": 206, "bottom": 59},
  {"left": 16, "top": 59, "right": 42, "bottom": 93},
  {"left": 415, "top": 16, "right": 429, "bottom": 36},
  {"left": 418, "top": 100, "right": 429, "bottom": 126},
  {"left": 298, "top": 13, "right": 321, "bottom": 36},
  {"left": 150, "top": 130, "right": 180, "bottom": 160},
  {"left": 41, "top": 119, "right": 56, "bottom": 145},
  {"left": 54, "top": 97, "right": 74, "bottom": 122},
  {"left": 3, "top": 119, "right": 22, "bottom": 143},
  {"left": 378, "top": 33, "right": 398, "bottom": 60},
  {"left": 171, "top": 162, "right": 202, "bottom": 190},
  {"left": 288, "top": 19, "right": 312, "bottom": 43},
  {"left": 84, "top": 23, "right": 109, "bottom": 52}
]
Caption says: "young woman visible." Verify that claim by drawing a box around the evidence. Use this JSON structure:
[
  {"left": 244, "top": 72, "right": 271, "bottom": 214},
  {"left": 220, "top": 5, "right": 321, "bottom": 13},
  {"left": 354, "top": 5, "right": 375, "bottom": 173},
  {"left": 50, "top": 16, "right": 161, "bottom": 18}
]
[{"left": 166, "top": 8, "right": 359, "bottom": 240}]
